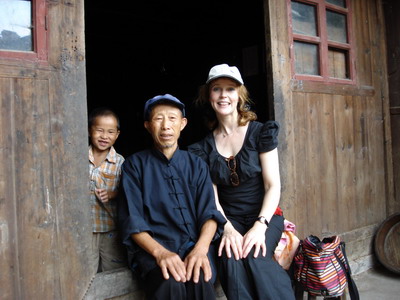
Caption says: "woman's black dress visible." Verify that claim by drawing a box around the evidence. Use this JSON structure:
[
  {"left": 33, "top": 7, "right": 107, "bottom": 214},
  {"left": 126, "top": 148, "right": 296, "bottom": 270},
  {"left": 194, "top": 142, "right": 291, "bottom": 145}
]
[{"left": 188, "top": 121, "right": 295, "bottom": 300}]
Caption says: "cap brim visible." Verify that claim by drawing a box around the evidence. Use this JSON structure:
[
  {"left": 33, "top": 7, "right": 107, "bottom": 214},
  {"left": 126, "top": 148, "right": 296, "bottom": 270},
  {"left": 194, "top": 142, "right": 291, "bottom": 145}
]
[{"left": 206, "top": 74, "right": 243, "bottom": 85}]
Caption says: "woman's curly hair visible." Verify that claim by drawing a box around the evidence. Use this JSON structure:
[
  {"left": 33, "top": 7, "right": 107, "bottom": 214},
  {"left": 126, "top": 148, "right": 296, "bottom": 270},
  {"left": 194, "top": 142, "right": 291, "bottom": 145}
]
[{"left": 194, "top": 81, "right": 257, "bottom": 130}]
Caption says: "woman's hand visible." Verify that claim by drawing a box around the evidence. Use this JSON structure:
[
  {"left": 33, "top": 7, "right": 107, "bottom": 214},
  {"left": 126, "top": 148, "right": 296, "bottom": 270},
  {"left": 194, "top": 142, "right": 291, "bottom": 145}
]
[
  {"left": 218, "top": 222, "right": 244, "bottom": 260},
  {"left": 242, "top": 221, "right": 267, "bottom": 258}
]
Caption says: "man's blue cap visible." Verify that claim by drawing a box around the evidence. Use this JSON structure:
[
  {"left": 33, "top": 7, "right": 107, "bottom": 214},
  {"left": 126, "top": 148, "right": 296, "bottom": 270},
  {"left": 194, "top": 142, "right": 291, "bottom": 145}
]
[{"left": 144, "top": 94, "right": 186, "bottom": 121}]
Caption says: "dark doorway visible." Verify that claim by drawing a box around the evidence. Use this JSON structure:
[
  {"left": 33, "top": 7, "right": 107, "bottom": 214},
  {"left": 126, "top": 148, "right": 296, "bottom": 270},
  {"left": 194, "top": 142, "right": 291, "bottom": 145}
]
[
  {"left": 85, "top": 1, "right": 271, "bottom": 157},
  {"left": 383, "top": 0, "right": 400, "bottom": 213}
]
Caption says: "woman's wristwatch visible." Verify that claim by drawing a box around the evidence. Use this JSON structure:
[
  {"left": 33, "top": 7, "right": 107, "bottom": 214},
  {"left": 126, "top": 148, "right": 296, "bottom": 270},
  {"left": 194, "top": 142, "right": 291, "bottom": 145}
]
[{"left": 257, "top": 216, "right": 269, "bottom": 226}]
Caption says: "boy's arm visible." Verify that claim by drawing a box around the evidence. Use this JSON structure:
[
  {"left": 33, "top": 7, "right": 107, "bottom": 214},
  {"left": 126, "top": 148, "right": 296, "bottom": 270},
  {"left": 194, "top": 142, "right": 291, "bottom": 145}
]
[
  {"left": 96, "top": 164, "right": 122, "bottom": 202},
  {"left": 100, "top": 155, "right": 124, "bottom": 202},
  {"left": 131, "top": 232, "right": 187, "bottom": 282},
  {"left": 184, "top": 219, "right": 217, "bottom": 283}
]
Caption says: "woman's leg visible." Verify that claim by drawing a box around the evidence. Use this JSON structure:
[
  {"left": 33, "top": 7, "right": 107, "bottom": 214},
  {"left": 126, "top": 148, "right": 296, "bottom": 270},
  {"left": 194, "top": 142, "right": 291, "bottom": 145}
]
[
  {"left": 243, "top": 215, "right": 295, "bottom": 300},
  {"left": 217, "top": 218, "right": 256, "bottom": 300}
]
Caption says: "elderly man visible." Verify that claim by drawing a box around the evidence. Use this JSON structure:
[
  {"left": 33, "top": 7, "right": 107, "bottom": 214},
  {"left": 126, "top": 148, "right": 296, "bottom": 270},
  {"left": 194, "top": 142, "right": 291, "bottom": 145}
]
[{"left": 118, "top": 94, "right": 226, "bottom": 300}]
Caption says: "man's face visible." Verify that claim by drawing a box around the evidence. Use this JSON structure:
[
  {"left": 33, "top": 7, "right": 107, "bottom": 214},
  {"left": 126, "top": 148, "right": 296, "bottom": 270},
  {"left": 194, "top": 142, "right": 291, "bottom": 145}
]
[{"left": 144, "top": 104, "right": 187, "bottom": 151}]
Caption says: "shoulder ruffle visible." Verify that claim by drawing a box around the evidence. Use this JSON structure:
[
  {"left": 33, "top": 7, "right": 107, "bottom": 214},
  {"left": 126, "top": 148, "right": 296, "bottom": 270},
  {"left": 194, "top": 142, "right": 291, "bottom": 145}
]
[
  {"left": 187, "top": 140, "right": 209, "bottom": 163},
  {"left": 188, "top": 135, "right": 230, "bottom": 185},
  {"left": 257, "top": 120, "right": 280, "bottom": 152}
]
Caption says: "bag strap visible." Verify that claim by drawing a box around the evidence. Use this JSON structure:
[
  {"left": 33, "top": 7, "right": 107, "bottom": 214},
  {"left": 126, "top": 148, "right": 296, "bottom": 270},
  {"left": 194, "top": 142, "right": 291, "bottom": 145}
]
[
  {"left": 296, "top": 240, "right": 303, "bottom": 254},
  {"left": 335, "top": 242, "right": 360, "bottom": 300}
]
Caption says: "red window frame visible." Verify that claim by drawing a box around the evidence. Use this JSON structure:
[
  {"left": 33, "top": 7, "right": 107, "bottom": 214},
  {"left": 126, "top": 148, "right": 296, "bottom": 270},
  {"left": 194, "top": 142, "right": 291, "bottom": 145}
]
[
  {"left": 0, "top": 0, "right": 48, "bottom": 63},
  {"left": 287, "top": 0, "right": 356, "bottom": 84}
]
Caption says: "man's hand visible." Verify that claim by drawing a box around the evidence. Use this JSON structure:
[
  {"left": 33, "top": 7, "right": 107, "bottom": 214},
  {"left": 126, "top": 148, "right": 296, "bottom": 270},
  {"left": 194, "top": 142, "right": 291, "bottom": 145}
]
[
  {"left": 133, "top": 219, "right": 217, "bottom": 284},
  {"left": 132, "top": 232, "right": 187, "bottom": 282},
  {"left": 184, "top": 245, "right": 211, "bottom": 283},
  {"left": 154, "top": 248, "right": 187, "bottom": 282},
  {"left": 184, "top": 219, "right": 217, "bottom": 283}
]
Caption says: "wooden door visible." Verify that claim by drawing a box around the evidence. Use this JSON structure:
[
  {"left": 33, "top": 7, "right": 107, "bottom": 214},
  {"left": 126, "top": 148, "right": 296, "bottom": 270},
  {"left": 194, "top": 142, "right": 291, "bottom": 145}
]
[
  {"left": 0, "top": 1, "right": 93, "bottom": 299},
  {"left": 265, "top": 0, "right": 393, "bottom": 246}
]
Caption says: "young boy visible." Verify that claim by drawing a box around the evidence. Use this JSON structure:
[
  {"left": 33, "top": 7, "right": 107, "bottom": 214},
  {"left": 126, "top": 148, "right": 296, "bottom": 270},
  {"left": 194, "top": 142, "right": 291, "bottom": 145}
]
[{"left": 88, "top": 107, "right": 126, "bottom": 272}]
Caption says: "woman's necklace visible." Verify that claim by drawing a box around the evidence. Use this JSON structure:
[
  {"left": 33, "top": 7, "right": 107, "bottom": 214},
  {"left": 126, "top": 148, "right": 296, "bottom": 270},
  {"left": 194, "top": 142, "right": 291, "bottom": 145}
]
[
  {"left": 215, "top": 124, "right": 248, "bottom": 158},
  {"left": 217, "top": 127, "right": 237, "bottom": 138},
  {"left": 221, "top": 131, "right": 234, "bottom": 138}
]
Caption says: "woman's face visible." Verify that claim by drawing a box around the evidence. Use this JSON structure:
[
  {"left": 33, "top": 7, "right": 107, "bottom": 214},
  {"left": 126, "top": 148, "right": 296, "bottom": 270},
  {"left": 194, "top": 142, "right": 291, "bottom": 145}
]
[{"left": 209, "top": 78, "right": 240, "bottom": 117}]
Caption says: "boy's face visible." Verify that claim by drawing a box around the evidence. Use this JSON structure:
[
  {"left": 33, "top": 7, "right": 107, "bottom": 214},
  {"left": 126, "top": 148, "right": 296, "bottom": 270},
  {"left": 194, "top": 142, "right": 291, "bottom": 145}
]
[{"left": 89, "top": 115, "right": 120, "bottom": 152}]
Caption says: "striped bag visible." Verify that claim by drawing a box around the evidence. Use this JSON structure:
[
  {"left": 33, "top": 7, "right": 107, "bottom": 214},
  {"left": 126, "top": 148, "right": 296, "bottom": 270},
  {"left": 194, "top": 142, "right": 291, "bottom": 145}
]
[{"left": 294, "top": 235, "right": 357, "bottom": 298}]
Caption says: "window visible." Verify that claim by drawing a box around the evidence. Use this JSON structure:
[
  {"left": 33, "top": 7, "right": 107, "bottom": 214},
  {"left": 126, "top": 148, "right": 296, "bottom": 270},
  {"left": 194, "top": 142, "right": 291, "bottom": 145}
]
[
  {"left": 0, "top": 0, "right": 47, "bottom": 62},
  {"left": 288, "top": 0, "right": 354, "bottom": 84}
]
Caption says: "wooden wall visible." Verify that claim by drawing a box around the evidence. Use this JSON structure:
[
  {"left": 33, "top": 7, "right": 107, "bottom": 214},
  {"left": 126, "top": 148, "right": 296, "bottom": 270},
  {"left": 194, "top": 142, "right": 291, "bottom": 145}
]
[
  {"left": 0, "top": 1, "right": 93, "bottom": 299},
  {"left": 266, "top": 0, "right": 393, "bottom": 266}
]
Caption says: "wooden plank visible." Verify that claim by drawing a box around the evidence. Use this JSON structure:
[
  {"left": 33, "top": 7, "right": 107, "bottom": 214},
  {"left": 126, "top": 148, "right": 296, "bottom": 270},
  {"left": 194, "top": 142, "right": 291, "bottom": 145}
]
[
  {"left": 333, "top": 94, "right": 356, "bottom": 232},
  {"left": 366, "top": 93, "right": 386, "bottom": 224},
  {"left": 352, "top": 0, "right": 373, "bottom": 86},
  {"left": 47, "top": 74, "right": 94, "bottom": 300},
  {"left": 291, "top": 80, "right": 375, "bottom": 97},
  {"left": 0, "top": 78, "right": 18, "bottom": 299},
  {"left": 373, "top": 0, "right": 396, "bottom": 217},
  {"left": 318, "top": 94, "right": 339, "bottom": 235},
  {"left": 12, "top": 78, "right": 62, "bottom": 299},
  {"left": 292, "top": 92, "right": 308, "bottom": 237},
  {"left": 46, "top": 1, "right": 94, "bottom": 298},
  {"left": 305, "top": 93, "right": 323, "bottom": 235},
  {"left": 266, "top": 0, "right": 297, "bottom": 222},
  {"left": 352, "top": 95, "right": 369, "bottom": 227}
]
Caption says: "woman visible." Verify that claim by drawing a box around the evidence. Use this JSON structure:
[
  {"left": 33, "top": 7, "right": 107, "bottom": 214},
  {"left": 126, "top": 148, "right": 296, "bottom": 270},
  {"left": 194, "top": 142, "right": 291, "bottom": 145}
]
[{"left": 188, "top": 64, "right": 295, "bottom": 300}]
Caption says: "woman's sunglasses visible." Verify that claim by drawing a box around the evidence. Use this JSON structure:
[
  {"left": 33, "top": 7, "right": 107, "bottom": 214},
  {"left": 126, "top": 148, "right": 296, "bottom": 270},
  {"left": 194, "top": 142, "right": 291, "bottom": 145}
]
[{"left": 226, "top": 156, "right": 240, "bottom": 186}]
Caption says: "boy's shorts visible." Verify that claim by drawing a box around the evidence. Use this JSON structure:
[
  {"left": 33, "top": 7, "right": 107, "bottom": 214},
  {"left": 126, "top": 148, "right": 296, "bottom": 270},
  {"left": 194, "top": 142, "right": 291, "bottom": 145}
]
[{"left": 90, "top": 230, "right": 127, "bottom": 272}]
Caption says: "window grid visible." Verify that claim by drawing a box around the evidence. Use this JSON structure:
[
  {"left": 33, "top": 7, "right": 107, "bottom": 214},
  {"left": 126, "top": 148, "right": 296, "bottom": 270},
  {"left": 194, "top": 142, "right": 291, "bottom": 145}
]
[{"left": 288, "top": 0, "right": 355, "bottom": 84}]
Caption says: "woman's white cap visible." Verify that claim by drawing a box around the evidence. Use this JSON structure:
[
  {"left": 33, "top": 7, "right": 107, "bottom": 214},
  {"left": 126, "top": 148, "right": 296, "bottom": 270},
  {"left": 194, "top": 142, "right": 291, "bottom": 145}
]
[{"left": 206, "top": 64, "right": 244, "bottom": 85}]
